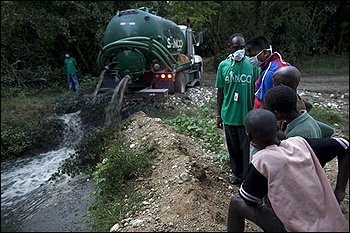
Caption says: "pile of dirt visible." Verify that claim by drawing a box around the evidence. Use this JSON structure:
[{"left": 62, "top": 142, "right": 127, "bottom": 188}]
[
  {"left": 109, "top": 111, "right": 261, "bottom": 232},
  {"left": 107, "top": 73, "right": 349, "bottom": 232},
  {"left": 108, "top": 111, "right": 348, "bottom": 232}
]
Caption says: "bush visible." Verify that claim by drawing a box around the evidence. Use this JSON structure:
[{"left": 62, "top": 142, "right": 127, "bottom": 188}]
[
  {"left": 92, "top": 141, "right": 155, "bottom": 197},
  {"left": 165, "top": 104, "right": 224, "bottom": 154},
  {"left": 1, "top": 120, "right": 42, "bottom": 159},
  {"left": 88, "top": 135, "right": 157, "bottom": 231}
]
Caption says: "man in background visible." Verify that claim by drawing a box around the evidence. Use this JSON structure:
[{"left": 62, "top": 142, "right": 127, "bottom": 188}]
[{"left": 64, "top": 53, "right": 80, "bottom": 94}]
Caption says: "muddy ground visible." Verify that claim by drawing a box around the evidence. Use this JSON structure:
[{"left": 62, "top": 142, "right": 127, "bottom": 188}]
[{"left": 108, "top": 72, "right": 349, "bottom": 232}]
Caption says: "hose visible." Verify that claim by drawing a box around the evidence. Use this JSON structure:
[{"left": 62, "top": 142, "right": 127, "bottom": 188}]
[{"left": 97, "top": 37, "right": 181, "bottom": 71}]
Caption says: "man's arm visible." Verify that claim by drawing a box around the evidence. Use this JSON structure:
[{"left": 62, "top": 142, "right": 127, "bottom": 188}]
[
  {"left": 215, "top": 62, "right": 224, "bottom": 129},
  {"left": 217, "top": 88, "right": 223, "bottom": 129},
  {"left": 239, "top": 163, "right": 268, "bottom": 205},
  {"left": 305, "top": 137, "right": 349, "bottom": 203},
  {"left": 316, "top": 120, "right": 334, "bottom": 138}
]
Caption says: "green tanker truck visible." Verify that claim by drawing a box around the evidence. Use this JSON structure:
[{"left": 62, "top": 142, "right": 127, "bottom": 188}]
[{"left": 93, "top": 7, "right": 203, "bottom": 98}]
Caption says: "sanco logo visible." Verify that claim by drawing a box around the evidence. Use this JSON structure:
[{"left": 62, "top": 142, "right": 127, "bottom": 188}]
[
  {"left": 225, "top": 71, "right": 252, "bottom": 84},
  {"left": 166, "top": 37, "right": 184, "bottom": 49}
]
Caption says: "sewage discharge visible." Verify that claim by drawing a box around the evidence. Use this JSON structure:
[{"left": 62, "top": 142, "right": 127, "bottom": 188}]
[{"left": 104, "top": 75, "right": 131, "bottom": 127}]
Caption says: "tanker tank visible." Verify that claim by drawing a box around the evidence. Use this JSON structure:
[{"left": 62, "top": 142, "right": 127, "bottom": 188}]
[{"left": 98, "top": 8, "right": 187, "bottom": 76}]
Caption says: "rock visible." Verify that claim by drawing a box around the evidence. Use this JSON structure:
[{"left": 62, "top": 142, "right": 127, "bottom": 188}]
[
  {"left": 142, "top": 201, "right": 151, "bottom": 205},
  {"left": 179, "top": 172, "right": 190, "bottom": 181},
  {"left": 110, "top": 223, "right": 120, "bottom": 232},
  {"left": 131, "top": 219, "right": 144, "bottom": 227}
]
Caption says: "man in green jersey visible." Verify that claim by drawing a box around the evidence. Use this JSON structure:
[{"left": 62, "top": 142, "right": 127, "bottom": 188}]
[
  {"left": 263, "top": 85, "right": 347, "bottom": 203},
  {"left": 216, "top": 33, "right": 260, "bottom": 185},
  {"left": 64, "top": 53, "right": 80, "bottom": 94},
  {"left": 264, "top": 85, "right": 334, "bottom": 139}
]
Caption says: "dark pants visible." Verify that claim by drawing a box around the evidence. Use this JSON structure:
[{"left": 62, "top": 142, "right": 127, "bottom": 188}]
[
  {"left": 227, "top": 195, "right": 287, "bottom": 232},
  {"left": 224, "top": 124, "right": 250, "bottom": 180},
  {"left": 68, "top": 74, "right": 80, "bottom": 93}
]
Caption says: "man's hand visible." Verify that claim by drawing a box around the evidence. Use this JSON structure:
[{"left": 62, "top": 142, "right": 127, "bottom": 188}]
[{"left": 216, "top": 116, "right": 223, "bottom": 129}]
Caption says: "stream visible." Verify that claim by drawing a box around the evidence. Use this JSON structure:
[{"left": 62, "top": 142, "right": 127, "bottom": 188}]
[{"left": 1, "top": 111, "right": 94, "bottom": 232}]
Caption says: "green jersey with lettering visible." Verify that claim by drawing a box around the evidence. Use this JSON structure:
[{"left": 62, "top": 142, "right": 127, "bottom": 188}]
[
  {"left": 64, "top": 57, "right": 77, "bottom": 76},
  {"left": 216, "top": 56, "right": 260, "bottom": 126}
]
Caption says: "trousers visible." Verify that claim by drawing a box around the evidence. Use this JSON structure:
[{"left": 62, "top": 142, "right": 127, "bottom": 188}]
[
  {"left": 68, "top": 74, "right": 80, "bottom": 93},
  {"left": 224, "top": 124, "right": 250, "bottom": 179}
]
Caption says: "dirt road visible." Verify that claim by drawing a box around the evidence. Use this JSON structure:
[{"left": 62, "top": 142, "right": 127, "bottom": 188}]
[
  {"left": 202, "top": 72, "right": 349, "bottom": 116},
  {"left": 202, "top": 72, "right": 349, "bottom": 94}
]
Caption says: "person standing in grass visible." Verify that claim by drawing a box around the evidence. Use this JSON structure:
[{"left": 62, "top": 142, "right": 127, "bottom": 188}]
[
  {"left": 64, "top": 53, "right": 80, "bottom": 94},
  {"left": 216, "top": 33, "right": 260, "bottom": 185}
]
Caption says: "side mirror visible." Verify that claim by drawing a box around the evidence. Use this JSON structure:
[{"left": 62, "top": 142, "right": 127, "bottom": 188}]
[{"left": 195, "top": 31, "right": 203, "bottom": 46}]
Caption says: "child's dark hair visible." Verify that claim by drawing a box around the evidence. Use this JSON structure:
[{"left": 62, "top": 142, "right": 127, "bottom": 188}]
[{"left": 264, "top": 85, "right": 297, "bottom": 113}]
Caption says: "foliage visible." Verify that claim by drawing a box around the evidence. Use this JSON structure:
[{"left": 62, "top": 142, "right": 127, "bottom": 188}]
[
  {"left": 79, "top": 75, "right": 99, "bottom": 94},
  {"left": 1, "top": 121, "right": 41, "bottom": 159},
  {"left": 167, "top": 1, "right": 349, "bottom": 63},
  {"left": 54, "top": 126, "right": 117, "bottom": 178},
  {"left": 92, "top": 140, "right": 155, "bottom": 197},
  {"left": 1, "top": 1, "right": 348, "bottom": 92},
  {"left": 89, "top": 186, "right": 146, "bottom": 232},
  {"left": 1, "top": 91, "right": 60, "bottom": 159},
  {"left": 1, "top": 1, "right": 119, "bottom": 89},
  {"left": 165, "top": 104, "right": 225, "bottom": 154}
]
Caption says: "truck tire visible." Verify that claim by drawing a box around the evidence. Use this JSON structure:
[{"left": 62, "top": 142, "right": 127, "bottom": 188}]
[
  {"left": 174, "top": 71, "right": 187, "bottom": 93},
  {"left": 193, "top": 63, "right": 202, "bottom": 86},
  {"left": 195, "top": 68, "right": 202, "bottom": 86}
]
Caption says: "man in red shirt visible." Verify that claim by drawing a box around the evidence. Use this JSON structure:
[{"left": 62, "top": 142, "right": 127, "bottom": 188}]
[{"left": 245, "top": 35, "right": 289, "bottom": 109}]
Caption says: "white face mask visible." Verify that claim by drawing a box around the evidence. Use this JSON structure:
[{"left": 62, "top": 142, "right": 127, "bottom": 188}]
[
  {"left": 232, "top": 49, "right": 245, "bottom": 61},
  {"left": 249, "top": 45, "right": 272, "bottom": 67},
  {"left": 249, "top": 56, "right": 263, "bottom": 67}
]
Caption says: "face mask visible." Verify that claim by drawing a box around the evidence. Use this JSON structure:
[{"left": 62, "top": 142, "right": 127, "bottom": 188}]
[
  {"left": 249, "top": 45, "right": 272, "bottom": 67},
  {"left": 232, "top": 49, "right": 245, "bottom": 61},
  {"left": 249, "top": 56, "right": 263, "bottom": 67}
]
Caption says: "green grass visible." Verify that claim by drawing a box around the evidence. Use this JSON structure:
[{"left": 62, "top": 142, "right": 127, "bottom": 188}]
[
  {"left": 309, "top": 106, "right": 349, "bottom": 138},
  {"left": 203, "top": 54, "right": 349, "bottom": 76},
  {"left": 1, "top": 90, "right": 62, "bottom": 159},
  {"left": 293, "top": 54, "right": 349, "bottom": 76},
  {"left": 88, "top": 134, "right": 157, "bottom": 232},
  {"left": 164, "top": 101, "right": 226, "bottom": 155},
  {"left": 1, "top": 76, "right": 98, "bottom": 160}
]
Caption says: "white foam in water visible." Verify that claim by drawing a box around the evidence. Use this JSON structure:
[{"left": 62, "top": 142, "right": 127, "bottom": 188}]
[
  {"left": 1, "top": 148, "right": 75, "bottom": 207},
  {"left": 1, "top": 111, "right": 83, "bottom": 208}
]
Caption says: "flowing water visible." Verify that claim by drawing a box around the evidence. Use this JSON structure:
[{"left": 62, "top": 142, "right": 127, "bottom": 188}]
[
  {"left": 92, "top": 69, "right": 107, "bottom": 104},
  {"left": 1, "top": 111, "right": 93, "bottom": 232},
  {"left": 105, "top": 75, "right": 131, "bottom": 127}
]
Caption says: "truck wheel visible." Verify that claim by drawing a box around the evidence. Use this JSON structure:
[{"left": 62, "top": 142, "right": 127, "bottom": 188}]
[
  {"left": 195, "top": 70, "right": 202, "bottom": 86},
  {"left": 174, "top": 71, "right": 187, "bottom": 93},
  {"left": 193, "top": 63, "right": 202, "bottom": 86}
]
